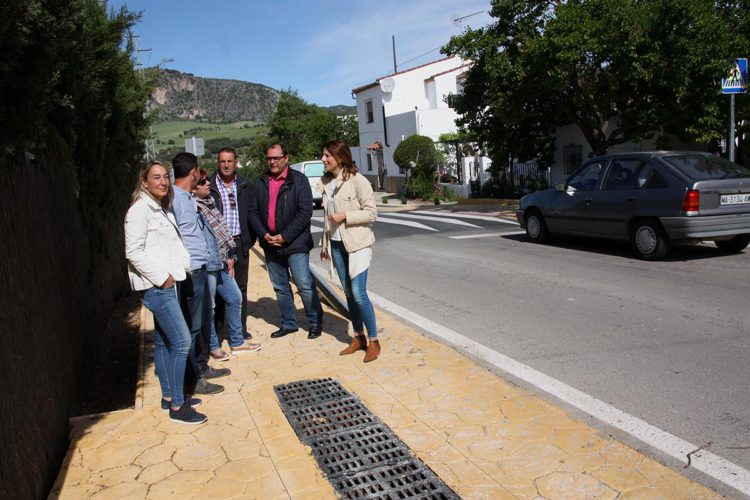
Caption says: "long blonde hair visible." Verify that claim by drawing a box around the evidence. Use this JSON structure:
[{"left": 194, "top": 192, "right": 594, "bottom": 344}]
[{"left": 130, "top": 160, "right": 173, "bottom": 210}]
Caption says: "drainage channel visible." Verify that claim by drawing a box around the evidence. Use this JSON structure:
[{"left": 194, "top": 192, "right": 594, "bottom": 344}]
[{"left": 275, "top": 378, "right": 460, "bottom": 499}]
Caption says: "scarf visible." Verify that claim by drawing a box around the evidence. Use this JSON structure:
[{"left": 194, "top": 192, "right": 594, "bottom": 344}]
[{"left": 196, "top": 196, "right": 236, "bottom": 263}]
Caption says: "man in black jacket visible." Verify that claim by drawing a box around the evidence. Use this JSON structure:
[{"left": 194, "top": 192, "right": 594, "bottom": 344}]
[
  {"left": 248, "top": 143, "right": 323, "bottom": 339},
  {"left": 209, "top": 147, "right": 256, "bottom": 345}
]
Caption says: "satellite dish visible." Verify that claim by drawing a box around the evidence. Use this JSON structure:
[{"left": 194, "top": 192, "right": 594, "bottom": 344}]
[{"left": 379, "top": 77, "right": 395, "bottom": 93}]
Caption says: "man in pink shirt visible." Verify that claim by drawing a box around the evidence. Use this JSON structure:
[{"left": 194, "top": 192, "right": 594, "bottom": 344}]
[{"left": 247, "top": 143, "right": 323, "bottom": 339}]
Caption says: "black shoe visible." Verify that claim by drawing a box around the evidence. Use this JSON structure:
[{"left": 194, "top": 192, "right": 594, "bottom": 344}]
[
  {"left": 193, "top": 378, "right": 224, "bottom": 395},
  {"left": 201, "top": 365, "right": 231, "bottom": 379},
  {"left": 307, "top": 326, "right": 322, "bottom": 339},
  {"left": 242, "top": 331, "right": 253, "bottom": 340},
  {"left": 161, "top": 397, "right": 202, "bottom": 412},
  {"left": 169, "top": 404, "right": 207, "bottom": 425},
  {"left": 270, "top": 327, "right": 298, "bottom": 338}
]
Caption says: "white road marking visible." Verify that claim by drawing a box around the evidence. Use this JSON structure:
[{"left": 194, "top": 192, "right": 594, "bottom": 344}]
[
  {"left": 310, "top": 226, "right": 323, "bottom": 234},
  {"left": 412, "top": 209, "right": 519, "bottom": 225},
  {"left": 382, "top": 212, "right": 482, "bottom": 228},
  {"left": 314, "top": 215, "right": 438, "bottom": 232},
  {"left": 450, "top": 231, "right": 526, "bottom": 239},
  {"left": 310, "top": 260, "right": 750, "bottom": 496},
  {"left": 376, "top": 216, "right": 439, "bottom": 232}
]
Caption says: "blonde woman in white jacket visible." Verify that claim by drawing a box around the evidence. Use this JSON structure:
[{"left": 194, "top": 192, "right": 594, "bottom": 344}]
[
  {"left": 319, "top": 140, "right": 380, "bottom": 362},
  {"left": 124, "top": 161, "right": 207, "bottom": 425}
]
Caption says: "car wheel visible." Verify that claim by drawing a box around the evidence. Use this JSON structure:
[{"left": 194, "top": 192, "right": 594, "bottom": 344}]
[
  {"left": 630, "top": 220, "right": 669, "bottom": 260},
  {"left": 715, "top": 234, "right": 750, "bottom": 253},
  {"left": 525, "top": 209, "right": 549, "bottom": 243}
]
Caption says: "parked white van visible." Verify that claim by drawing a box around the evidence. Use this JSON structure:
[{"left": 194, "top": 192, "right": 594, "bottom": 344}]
[{"left": 290, "top": 160, "right": 325, "bottom": 208}]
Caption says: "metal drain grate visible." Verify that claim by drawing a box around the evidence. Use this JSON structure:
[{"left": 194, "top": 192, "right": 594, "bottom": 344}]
[
  {"left": 332, "top": 461, "right": 459, "bottom": 499},
  {"left": 274, "top": 377, "right": 350, "bottom": 409},
  {"left": 310, "top": 425, "right": 412, "bottom": 477},
  {"left": 275, "top": 378, "right": 459, "bottom": 499},
  {"left": 285, "top": 397, "right": 378, "bottom": 441}
]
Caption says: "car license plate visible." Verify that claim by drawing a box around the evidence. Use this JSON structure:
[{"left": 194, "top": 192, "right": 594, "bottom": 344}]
[{"left": 720, "top": 193, "right": 750, "bottom": 205}]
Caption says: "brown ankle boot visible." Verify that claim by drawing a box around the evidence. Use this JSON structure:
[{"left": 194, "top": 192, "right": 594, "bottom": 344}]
[
  {"left": 363, "top": 339, "right": 380, "bottom": 363},
  {"left": 339, "top": 335, "right": 367, "bottom": 355}
]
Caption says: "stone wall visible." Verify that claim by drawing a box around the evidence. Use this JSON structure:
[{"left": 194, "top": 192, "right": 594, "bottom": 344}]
[{"left": 0, "top": 155, "right": 129, "bottom": 499}]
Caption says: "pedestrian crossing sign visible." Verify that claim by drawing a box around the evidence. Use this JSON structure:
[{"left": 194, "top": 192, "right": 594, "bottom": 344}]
[{"left": 722, "top": 58, "right": 747, "bottom": 94}]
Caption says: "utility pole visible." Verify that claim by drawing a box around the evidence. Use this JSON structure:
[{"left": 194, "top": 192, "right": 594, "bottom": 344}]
[
  {"left": 392, "top": 35, "right": 397, "bottom": 73},
  {"left": 133, "top": 35, "right": 155, "bottom": 161}
]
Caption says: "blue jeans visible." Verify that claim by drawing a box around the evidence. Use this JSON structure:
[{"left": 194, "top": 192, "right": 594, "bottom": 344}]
[
  {"left": 142, "top": 285, "right": 191, "bottom": 407},
  {"left": 178, "top": 267, "right": 209, "bottom": 378},
  {"left": 330, "top": 241, "right": 377, "bottom": 338},
  {"left": 265, "top": 251, "right": 323, "bottom": 330},
  {"left": 206, "top": 269, "right": 245, "bottom": 349}
]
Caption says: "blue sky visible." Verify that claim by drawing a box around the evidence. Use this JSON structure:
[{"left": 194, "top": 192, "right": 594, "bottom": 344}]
[{"left": 110, "top": 0, "right": 494, "bottom": 107}]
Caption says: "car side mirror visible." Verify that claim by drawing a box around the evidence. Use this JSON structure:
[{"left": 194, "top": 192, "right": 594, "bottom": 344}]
[{"left": 555, "top": 180, "right": 566, "bottom": 192}]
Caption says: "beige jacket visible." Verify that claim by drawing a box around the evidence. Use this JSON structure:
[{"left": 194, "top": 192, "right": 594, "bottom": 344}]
[
  {"left": 317, "top": 172, "right": 377, "bottom": 253},
  {"left": 124, "top": 191, "right": 191, "bottom": 291}
]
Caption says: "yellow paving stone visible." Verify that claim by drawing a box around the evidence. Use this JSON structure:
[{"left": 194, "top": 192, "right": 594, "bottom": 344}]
[
  {"left": 89, "top": 480, "right": 150, "bottom": 499},
  {"left": 146, "top": 470, "right": 214, "bottom": 497},
  {"left": 192, "top": 476, "right": 249, "bottom": 498},
  {"left": 453, "top": 481, "right": 517, "bottom": 500},
  {"left": 215, "top": 456, "right": 277, "bottom": 481},
  {"left": 498, "top": 441, "right": 568, "bottom": 480},
  {"left": 547, "top": 427, "right": 609, "bottom": 455},
  {"left": 136, "top": 460, "right": 179, "bottom": 485},
  {"left": 275, "top": 463, "right": 329, "bottom": 495},
  {"left": 456, "top": 405, "right": 504, "bottom": 426},
  {"left": 395, "top": 424, "right": 447, "bottom": 455},
  {"left": 468, "top": 437, "right": 523, "bottom": 464},
  {"left": 289, "top": 485, "right": 337, "bottom": 499},
  {"left": 162, "top": 431, "right": 199, "bottom": 448},
  {"left": 82, "top": 431, "right": 166, "bottom": 472},
  {"left": 133, "top": 442, "right": 177, "bottom": 467},
  {"left": 419, "top": 410, "right": 465, "bottom": 431},
  {"left": 502, "top": 483, "right": 541, "bottom": 498},
  {"left": 445, "top": 423, "right": 487, "bottom": 455},
  {"left": 263, "top": 435, "right": 309, "bottom": 461},
  {"left": 222, "top": 438, "right": 265, "bottom": 461},
  {"left": 599, "top": 442, "right": 645, "bottom": 469},
  {"left": 49, "top": 481, "right": 103, "bottom": 499},
  {"left": 93, "top": 464, "right": 143, "bottom": 487},
  {"left": 257, "top": 422, "right": 298, "bottom": 441},
  {"left": 536, "top": 471, "right": 617, "bottom": 499},
  {"left": 171, "top": 441, "right": 228, "bottom": 471},
  {"left": 498, "top": 395, "right": 552, "bottom": 421},
  {"left": 591, "top": 465, "right": 651, "bottom": 492},
  {"left": 193, "top": 421, "right": 252, "bottom": 446},
  {"left": 488, "top": 417, "right": 553, "bottom": 444},
  {"left": 240, "top": 470, "right": 289, "bottom": 499},
  {"left": 618, "top": 486, "right": 698, "bottom": 499},
  {"left": 556, "top": 451, "right": 607, "bottom": 473}
]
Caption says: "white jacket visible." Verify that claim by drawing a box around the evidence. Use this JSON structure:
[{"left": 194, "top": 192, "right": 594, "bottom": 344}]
[{"left": 125, "top": 191, "right": 191, "bottom": 291}]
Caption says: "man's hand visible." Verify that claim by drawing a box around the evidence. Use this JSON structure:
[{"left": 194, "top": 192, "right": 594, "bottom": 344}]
[
  {"left": 268, "top": 234, "right": 285, "bottom": 247},
  {"left": 227, "top": 259, "right": 235, "bottom": 278},
  {"left": 161, "top": 275, "right": 175, "bottom": 288},
  {"left": 327, "top": 212, "right": 346, "bottom": 224}
]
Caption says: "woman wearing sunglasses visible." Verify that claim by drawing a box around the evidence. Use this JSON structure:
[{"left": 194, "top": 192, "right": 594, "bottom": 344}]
[
  {"left": 194, "top": 169, "right": 261, "bottom": 358},
  {"left": 124, "top": 161, "right": 206, "bottom": 424},
  {"left": 318, "top": 140, "right": 380, "bottom": 362}
]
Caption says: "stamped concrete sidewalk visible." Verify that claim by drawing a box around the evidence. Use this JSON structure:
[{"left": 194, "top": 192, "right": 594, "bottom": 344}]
[{"left": 50, "top": 251, "right": 719, "bottom": 499}]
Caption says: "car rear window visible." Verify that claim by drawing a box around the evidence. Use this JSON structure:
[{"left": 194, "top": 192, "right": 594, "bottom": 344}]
[
  {"left": 304, "top": 163, "right": 324, "bottom": 177},
  {"left": 662, "top": 155, "right": 750, "bottom": 180}
]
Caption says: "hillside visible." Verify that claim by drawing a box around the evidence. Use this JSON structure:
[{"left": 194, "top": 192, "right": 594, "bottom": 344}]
[{"left": 149, "top": 69, "right": 280, "bottom": 122}]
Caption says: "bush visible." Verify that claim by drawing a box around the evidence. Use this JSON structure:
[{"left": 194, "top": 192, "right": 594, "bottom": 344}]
[{"left": 393, "top": 135, "right": 439, "bottom": 181}]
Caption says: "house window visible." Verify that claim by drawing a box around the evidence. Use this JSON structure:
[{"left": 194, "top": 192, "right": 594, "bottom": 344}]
[
  {"left": 367, "top": 154, "right": 373, "bottom": 171},
  {"left": 563, "top": 143, "right": 583, "bottom": 175},
  {"left": 365, "top": 101, "right": 374, "bottom": 123}
]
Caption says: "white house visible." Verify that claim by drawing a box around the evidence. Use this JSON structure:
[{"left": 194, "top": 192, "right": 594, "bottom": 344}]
[{"left": 352, "top": 56, "right": 471, "bottom": 192}]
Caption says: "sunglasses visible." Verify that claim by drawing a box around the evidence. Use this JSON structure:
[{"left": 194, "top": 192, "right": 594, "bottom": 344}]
[
  {"left": 197, "top": 178, "right": 208, "bottom": 186},
  {"left": 228, "top": 192, "right": 237, "bottom": 208}
]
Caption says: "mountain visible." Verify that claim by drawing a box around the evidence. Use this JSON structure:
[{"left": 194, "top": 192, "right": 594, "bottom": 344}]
[
  {"left": 326, "top": 104, "right": 357, "bottom": 116},
  {"left": 149, "top": 69, "right": 280, "bottom": 123}
]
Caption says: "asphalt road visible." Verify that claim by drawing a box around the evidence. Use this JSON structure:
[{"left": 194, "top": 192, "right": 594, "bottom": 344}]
[{"left": 310, "top": 206, "right": 750, "bottom": 492}]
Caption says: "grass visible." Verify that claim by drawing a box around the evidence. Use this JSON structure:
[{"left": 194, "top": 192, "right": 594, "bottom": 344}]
[{"left": 150, "top": 120, "right": 267, "bottom": 152}]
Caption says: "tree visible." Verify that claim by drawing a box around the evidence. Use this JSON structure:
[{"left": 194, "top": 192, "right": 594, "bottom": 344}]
[
  {"left": 393, "top": 135, "right": 440, "bottom": 181},
  {"left": 265, "top": 90, "right": 359, "bottom": 163},
  {"left": 443, "top": 0, "right": 750, "bottom": 163}
]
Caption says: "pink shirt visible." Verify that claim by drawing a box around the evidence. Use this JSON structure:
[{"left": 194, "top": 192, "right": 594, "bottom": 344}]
[{"left": 267, "top": 168, "right": 288, "bottom": 233}]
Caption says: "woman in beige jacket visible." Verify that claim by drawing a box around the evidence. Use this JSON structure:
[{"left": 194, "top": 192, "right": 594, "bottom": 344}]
[{"left": 318, "top": 140, "right": 380, "bottom": 362}]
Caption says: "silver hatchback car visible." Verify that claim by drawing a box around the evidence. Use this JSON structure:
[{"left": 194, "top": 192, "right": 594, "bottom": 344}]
[{"left": 516, "top": 151, "right": 750, "bottom": 260}]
